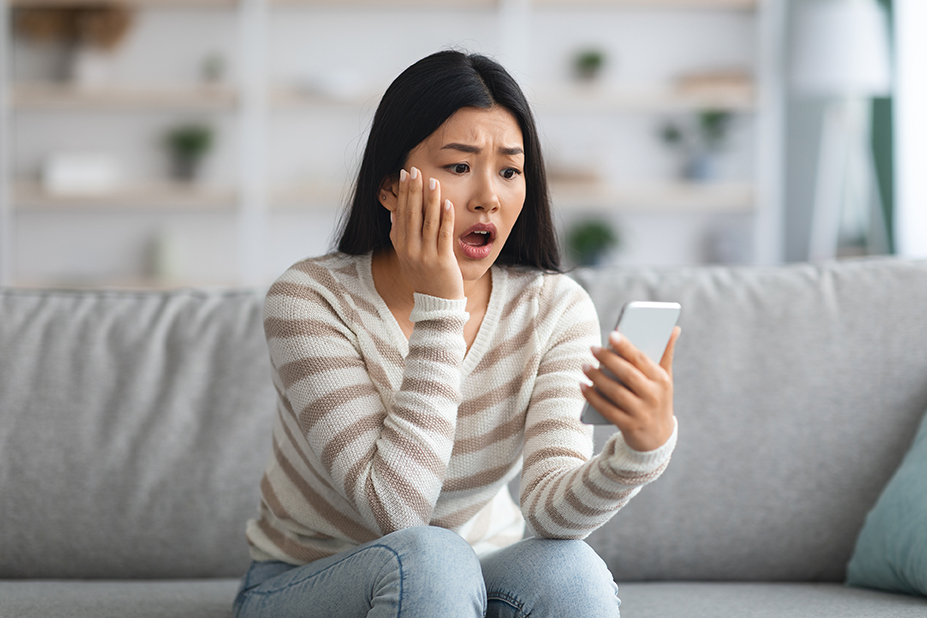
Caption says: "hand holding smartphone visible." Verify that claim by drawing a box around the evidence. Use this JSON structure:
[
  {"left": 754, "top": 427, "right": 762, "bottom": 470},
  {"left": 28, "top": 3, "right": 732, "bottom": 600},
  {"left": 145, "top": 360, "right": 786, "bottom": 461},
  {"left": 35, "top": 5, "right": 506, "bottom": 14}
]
[{"left": 581, "top": 301, "right": 682, "bottom": 425}]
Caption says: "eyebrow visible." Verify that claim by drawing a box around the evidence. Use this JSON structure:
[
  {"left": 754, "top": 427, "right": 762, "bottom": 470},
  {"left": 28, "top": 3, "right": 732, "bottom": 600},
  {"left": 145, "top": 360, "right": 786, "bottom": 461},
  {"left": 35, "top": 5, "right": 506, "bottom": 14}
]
[{"left": 441, "top": 143, "right": 524, "bottom": 156}]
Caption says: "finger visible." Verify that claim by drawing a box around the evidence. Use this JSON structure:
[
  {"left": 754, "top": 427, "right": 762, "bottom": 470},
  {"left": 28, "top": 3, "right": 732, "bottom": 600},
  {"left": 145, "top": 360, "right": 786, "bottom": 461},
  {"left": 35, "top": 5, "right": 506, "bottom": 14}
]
[
  {"left": 660, "top": 326, "right": 682, "bottom": 379},
  {"left": 590, "top": 346, "right": 648, "bottom": 400},
  {"left": 405, "top": 167, "right": 424, "bottom": 250},
  {"left": 608, "top": 331, "right": 663, "bottom": 381},
  {"left": 438, "top": 199, "right": 455, "bottom": 257},
  {"left": 580, "top": 382, "right": 631, "bottom": 428},
  {"left": 394, "top": 168, "right": 410, "bottom": 248},
  {"left": 421, "top": 177, "right": 442, "bottom": 245}
]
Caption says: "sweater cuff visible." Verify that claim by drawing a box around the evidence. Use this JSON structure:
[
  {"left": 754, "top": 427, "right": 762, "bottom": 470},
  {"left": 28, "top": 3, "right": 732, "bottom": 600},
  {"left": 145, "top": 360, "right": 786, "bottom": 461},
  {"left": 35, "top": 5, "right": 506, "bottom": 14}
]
[
  {"left": 605, "top": 416, "right": 678, "bottom": 475},
  {"left": 409, "top": 293, "right": 469, "bottom": 323}
]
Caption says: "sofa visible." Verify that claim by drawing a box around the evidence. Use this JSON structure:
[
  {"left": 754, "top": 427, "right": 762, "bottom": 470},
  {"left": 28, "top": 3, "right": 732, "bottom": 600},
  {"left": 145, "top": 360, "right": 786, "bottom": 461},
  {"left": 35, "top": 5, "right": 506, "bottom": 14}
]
[{"left": 1, "top": 256, "right": 926, "bottom": 617}]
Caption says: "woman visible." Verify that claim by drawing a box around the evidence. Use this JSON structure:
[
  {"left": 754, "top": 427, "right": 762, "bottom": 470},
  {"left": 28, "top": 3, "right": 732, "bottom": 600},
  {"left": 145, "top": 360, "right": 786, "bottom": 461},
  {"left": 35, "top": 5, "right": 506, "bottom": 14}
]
[{"left": 235, "top": 50, "right": 680, "bottom": 618}]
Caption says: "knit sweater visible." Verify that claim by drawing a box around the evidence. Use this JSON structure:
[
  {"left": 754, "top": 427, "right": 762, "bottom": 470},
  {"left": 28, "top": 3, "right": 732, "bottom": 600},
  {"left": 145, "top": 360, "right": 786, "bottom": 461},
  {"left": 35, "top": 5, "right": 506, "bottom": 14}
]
[{"left": 246, "top": 251, "right": 677, "bottom": 564}]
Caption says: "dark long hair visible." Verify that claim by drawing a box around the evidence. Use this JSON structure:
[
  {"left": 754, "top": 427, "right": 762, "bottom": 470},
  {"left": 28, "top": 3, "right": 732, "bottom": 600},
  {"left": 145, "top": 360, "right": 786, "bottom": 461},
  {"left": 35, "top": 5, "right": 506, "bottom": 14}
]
[{"left": 336, "top": 50, "right": 561, "bottom": 272}]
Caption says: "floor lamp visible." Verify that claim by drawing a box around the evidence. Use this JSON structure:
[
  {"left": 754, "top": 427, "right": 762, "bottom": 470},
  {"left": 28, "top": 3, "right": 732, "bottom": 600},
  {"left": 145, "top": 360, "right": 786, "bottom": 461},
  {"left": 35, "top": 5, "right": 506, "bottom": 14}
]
[{"left": 791, "top": 0, "right": 892, "bottom": 261}]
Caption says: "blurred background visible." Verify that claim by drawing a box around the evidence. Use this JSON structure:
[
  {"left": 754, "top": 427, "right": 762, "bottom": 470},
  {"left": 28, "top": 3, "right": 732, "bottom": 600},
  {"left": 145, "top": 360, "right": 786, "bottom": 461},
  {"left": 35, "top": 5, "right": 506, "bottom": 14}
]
[{"left": 0, "top": 0, "right": 921, "bottom": 289}]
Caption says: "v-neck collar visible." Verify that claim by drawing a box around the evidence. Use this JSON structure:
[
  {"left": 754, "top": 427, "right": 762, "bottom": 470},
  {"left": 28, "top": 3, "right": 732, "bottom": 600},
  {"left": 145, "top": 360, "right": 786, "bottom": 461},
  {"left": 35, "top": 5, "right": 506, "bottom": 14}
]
[{"left": 359, "top": 252, "right": 506, "bottom": 376}]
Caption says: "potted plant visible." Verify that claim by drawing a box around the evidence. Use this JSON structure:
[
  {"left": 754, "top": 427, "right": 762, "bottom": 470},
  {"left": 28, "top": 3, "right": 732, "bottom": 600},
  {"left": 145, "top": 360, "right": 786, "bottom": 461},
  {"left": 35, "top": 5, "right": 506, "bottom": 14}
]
[
  {"left": 660, "top": 109, "right": 733, "bottom": 181},
  {"left": 165, "top": 124, "right": 213, "bottom": 182},
  {"left": 573, "top": 48, "right": 606, "bottom": 82},
  {"left": 567, "top": 219, "right": 619, "bottom": 266}
]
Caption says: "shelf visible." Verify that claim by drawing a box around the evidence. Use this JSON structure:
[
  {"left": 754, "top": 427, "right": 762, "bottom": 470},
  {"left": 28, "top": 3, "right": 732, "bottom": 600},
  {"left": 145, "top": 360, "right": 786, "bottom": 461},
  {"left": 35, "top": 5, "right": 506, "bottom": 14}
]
[
  {"left": 549, "top": 180, "right": 754, "bottom": 213},
  {"left": 533, "top": 0, "right": 756, "bottom": 9},
  {"left": 270, "top": 0, "right": 497, "bottom": 7},
  {"left": 532, "top": 83, "right": 755, "bottom": 113},
  {"left": 13, "top": 181, "right": 238, "bottom": 210},
  {"left": 12, "top": 84, "right": 238, "bottom": 111},
  {"left": 10, "top": 0, "right": 239, "bottom": 8}
]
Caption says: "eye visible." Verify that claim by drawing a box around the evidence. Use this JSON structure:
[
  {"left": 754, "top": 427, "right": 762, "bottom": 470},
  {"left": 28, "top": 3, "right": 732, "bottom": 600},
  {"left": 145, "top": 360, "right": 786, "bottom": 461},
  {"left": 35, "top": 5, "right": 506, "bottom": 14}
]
[
  {"left": 501, "top": 168, "right": 522, "bottom": 180},
  {"left": 447, "top": 163, "right": 470, "bottom": 174}
]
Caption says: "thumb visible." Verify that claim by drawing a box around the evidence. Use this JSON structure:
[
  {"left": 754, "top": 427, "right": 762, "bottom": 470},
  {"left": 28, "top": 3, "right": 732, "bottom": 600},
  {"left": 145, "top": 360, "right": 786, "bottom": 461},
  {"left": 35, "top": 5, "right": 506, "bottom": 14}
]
[{"left": 660, "top": 326, "right": 682, "bottom": 379}]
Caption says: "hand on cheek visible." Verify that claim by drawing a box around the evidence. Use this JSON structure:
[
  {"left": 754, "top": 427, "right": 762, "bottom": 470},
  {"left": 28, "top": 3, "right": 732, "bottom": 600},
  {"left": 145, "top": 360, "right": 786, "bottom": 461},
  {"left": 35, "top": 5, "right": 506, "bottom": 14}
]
[{"left": 389, "top": 167, "right": 464, "bottom": 300}]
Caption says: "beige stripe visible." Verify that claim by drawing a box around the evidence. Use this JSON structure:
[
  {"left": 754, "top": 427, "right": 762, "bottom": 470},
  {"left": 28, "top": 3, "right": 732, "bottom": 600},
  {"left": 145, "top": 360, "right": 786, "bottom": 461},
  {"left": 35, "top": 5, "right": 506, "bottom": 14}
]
[
  {"left": 601, "top": 458, "right": 670, "bottom": 487},
  {"left": 443, "top": 461, "right": 512, "bottom": 493},
  {"left": 551, "top": 319, "right": 599, "bottom": 348},
  {"left": 332, "top": 261, "right": 359, "bottom": 279},
  {"left": 255, "top": 516, "right": 336, "bottom": 564},
  {"left": 536, "top": 357, "right": 582, "bottom": 377},
  {"left": 524, "top": 417, "right": 581, "bottom": 442},
  {"left": 390, "top": 407, "right": 456, "bottom": 438},
  {"left": 297, "top": 383, "right": 380, "bottom": 435},
  {"left": 523, "top": 446, "right": 588, "bottom": 472},
  {"left": 289, "top": 260, "right": 366, "bottom": 326},
  {"left": 583, "top": 462, "right": 640, "bottom": 501},
  {"left": 277, "top": 355, "right": 366, "bottom": 390},
  {"left": 500, "top": 282, "right": 537, "bottom": 321},
  {"left": 264, "top": 316, "right": 342, "bottom": 341},
  {"left": 266, "top": 279, "right": 326, "bottom": 305},
  {"left": 458, "top": 375, "right": 524, "bottom": 418},
  {"left": 413, "top": 319, "right": 466, "bottom": 337},
  {"left": 400, "top": 375, "right": 459, "bottom": 403},
  {"left": 276, "top": 405, "right": 339, "bottom": 496},
  {"left": 405, "top": 345, "right": 462, "bottom": 368},
  {"left": 320, "top": 412, "right": 387, "bottom": 473},
  {"left": 373, "top": 456, "right": 433, "bottom": 523},
  {"left": 432, "top": 500, "right": 491, "bottom": 529},
  {"left": 563, "top": 484, "right": 618, "bottom": 519},
  {"left": 452, "top": 412, "right": 524, "bottom": 456},
  {"left": 271, "top": 435, "right": 375, "bottom": 543},
  {"left": 529, "top": 385, "right": 582, "bottom": 406},
  {"left": 474, "top": 321, "right": 534, "bottom": 374},
  {"left": 381, "top": 424, "right": 449, "bottom": 477}
]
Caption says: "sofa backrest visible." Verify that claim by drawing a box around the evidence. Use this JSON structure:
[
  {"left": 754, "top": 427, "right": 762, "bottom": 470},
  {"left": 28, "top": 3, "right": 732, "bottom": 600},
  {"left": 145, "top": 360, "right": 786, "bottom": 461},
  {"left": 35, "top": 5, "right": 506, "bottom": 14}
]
[
  {"left": 572, "top": 257, "right": 927, "bottom": 582},
  {"left": 0, "top": 289, "right": 274, "bottom": 579},
  {"left": 2, "top": 258, "right": 926, "bottom": 583}
]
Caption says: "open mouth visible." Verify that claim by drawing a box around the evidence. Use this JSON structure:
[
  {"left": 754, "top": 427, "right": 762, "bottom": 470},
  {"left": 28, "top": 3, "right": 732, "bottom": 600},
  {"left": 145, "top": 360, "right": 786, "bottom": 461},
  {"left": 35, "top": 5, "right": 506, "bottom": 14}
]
[{"left": 459, "top": 224, "right": 496, "bottom": 260}]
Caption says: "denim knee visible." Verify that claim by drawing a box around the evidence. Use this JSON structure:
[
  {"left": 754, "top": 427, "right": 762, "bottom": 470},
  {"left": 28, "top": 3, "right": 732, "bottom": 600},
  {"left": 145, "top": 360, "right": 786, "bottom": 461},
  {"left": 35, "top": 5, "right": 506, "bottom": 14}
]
[
  {"left": 481, "top": 538, "right": 620, "bottom": 618},
  {"left": 377, "top": 526, "right": 486, "bottom": 615}
]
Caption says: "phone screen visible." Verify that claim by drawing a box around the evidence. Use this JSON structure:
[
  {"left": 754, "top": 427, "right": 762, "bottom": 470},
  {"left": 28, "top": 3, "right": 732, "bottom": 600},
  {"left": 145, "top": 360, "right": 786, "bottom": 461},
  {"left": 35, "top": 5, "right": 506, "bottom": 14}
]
[{"left": 580, "top": 301, "right": 681, "bottom": 425}]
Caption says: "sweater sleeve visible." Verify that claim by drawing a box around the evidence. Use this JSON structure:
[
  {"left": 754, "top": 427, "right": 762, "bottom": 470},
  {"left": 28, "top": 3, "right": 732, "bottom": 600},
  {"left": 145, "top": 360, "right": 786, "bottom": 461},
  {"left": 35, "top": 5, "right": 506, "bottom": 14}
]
[
  {"left": 264, "top": 265, "right": 468, "bottom": 536},
  {"left": 519, "top": 277, "right": 677, "bottom": 539}
]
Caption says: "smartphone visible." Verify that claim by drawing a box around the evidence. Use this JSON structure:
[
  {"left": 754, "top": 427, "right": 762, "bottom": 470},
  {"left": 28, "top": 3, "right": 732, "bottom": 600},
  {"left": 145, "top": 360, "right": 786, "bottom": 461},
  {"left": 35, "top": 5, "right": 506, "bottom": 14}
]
[{"left": 581, "top": 301, "right": 682, "bottom": 425}]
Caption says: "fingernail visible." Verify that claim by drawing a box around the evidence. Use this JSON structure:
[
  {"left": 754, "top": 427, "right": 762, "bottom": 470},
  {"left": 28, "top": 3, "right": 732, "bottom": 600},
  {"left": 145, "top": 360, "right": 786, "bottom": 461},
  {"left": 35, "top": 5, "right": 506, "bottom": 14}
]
[
  {"left": 400, "top": 169, "right": 408, "bottom": 182},
  {"left": 609, "top": 332, "right": 622, "bottom": 345},
  {"left": 591, "top": 345, "right": 602, "bottom": 355},
  {"left": 582, "top": 363, "right": 593, "bottom": 373},
  {"left": 390, "top": 212, "right": 394, "bottom": 224},
  {"left": 444, "top": 199, "right": 451, "bottom": 211},
  {"left": 410, "top": 167, "right": 419, "bottom": 180},
  {"left": 429, "top": 177, "right": 436, "bottom": 191}
]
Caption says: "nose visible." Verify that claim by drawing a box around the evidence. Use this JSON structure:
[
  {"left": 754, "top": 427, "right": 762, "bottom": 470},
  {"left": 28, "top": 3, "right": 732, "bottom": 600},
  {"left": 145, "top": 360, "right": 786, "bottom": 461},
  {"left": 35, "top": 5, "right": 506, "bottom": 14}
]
[{"left": 467, "top": 171, "right": 501, "bottom": 213}]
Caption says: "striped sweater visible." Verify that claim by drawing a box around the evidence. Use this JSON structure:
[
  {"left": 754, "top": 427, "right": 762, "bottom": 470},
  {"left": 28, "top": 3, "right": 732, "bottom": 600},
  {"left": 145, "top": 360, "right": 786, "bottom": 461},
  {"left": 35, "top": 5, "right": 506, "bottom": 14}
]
[{"left": 246, "top": 251, "right": 677, "bottom": 563}]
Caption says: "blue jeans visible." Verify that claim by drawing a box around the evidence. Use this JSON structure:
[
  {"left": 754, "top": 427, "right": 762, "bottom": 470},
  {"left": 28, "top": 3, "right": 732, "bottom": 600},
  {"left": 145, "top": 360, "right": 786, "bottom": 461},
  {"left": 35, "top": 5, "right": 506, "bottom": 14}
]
[{"left": 233, "top": 526, "right": 620, "bottom": 618}]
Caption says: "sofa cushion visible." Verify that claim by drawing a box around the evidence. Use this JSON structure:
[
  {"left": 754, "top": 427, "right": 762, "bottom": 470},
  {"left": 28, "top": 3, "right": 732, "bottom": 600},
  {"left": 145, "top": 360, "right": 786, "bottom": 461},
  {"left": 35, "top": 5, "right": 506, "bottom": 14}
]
[
  {"left": 572, "top": 258, "right": 927, "bottom": 582},
  {"left": 0, "top": 579, "right": 239, "bottom": 618},
  {"left": 846, "top": 406, "right": 927, "bottom": 596},
  {"left": 616, "top": 582, "right": 927, "bottom": 618},
  {"left": 0, "top": 289, "right": 275, "bottom": 579}
]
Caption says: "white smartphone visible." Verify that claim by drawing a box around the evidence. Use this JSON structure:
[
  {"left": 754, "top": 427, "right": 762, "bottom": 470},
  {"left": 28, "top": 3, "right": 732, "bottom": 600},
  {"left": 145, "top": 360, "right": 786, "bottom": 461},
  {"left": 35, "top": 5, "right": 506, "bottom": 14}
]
[{"left": 581, "top": 301, "right": 682, "bottom": 425}]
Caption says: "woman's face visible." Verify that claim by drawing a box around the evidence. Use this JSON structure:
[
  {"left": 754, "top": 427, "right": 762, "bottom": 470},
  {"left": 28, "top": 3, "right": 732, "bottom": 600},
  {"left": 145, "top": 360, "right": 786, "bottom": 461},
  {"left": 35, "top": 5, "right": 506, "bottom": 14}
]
[{"left": 395, "top": 105, "right": 527, "bottom": 284}]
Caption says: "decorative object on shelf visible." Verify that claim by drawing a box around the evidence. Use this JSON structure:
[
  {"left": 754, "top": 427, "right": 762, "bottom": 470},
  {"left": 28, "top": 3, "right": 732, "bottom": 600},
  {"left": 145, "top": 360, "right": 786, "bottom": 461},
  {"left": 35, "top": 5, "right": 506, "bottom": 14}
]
[
  {"left": 14, "top": 5, "right": 134, "bottom": 87},
  {"left": 164, "top": 124, "right": 214, "bottom": 182},
  {"left": 791, "top": 0, "right": 892, "bottom": 261},
  {"left": 566, "top": 218, "right": 619, "bottom": 267},
  {"left": 572, "top": 48, "right": 607, "bottom": 82},
  {"left": 202, "top": 52, "right": 227, "bottom": 84},
  {"left": 42, "top": 151, "right": 120, "bottom": 196},
  {"left": 660, "top": 109, "right": 733, "bottom": 181}
]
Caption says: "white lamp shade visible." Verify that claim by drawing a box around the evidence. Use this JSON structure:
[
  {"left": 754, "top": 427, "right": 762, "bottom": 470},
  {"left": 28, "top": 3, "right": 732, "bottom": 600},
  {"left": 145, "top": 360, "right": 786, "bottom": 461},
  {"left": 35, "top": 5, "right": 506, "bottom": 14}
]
[{"left": 791, "top": 0, "right": 892, "bottom": 97}]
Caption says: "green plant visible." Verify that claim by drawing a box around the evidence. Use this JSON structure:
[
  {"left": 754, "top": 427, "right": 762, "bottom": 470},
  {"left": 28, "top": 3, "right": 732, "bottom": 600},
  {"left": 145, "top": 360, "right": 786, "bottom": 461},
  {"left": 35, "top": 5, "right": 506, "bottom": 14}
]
[
  {"left": 574, "top": 49, "right": 606, "bottom": 80},
  {"left": 166, "top": 124, "right": 213, "bottom": 159},
  {"left": 567, "top": 219, "right": 618, "bottom": 266},
  {"left": 165, "top": 124, "right": 213, "bottom": 181}
]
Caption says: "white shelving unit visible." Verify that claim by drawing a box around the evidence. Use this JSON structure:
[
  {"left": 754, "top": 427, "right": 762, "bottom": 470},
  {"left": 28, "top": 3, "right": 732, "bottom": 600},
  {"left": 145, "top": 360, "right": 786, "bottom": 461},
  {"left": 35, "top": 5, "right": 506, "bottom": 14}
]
[{"left": 0, "top": 0, "right": 785, "bottom": 288}]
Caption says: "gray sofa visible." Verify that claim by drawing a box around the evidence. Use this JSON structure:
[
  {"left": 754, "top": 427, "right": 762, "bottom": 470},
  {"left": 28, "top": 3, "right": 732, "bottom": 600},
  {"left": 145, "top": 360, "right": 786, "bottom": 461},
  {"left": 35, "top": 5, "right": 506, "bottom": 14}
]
[{"left": 2, "top": 257, "right": 926, "bottom": 617}]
